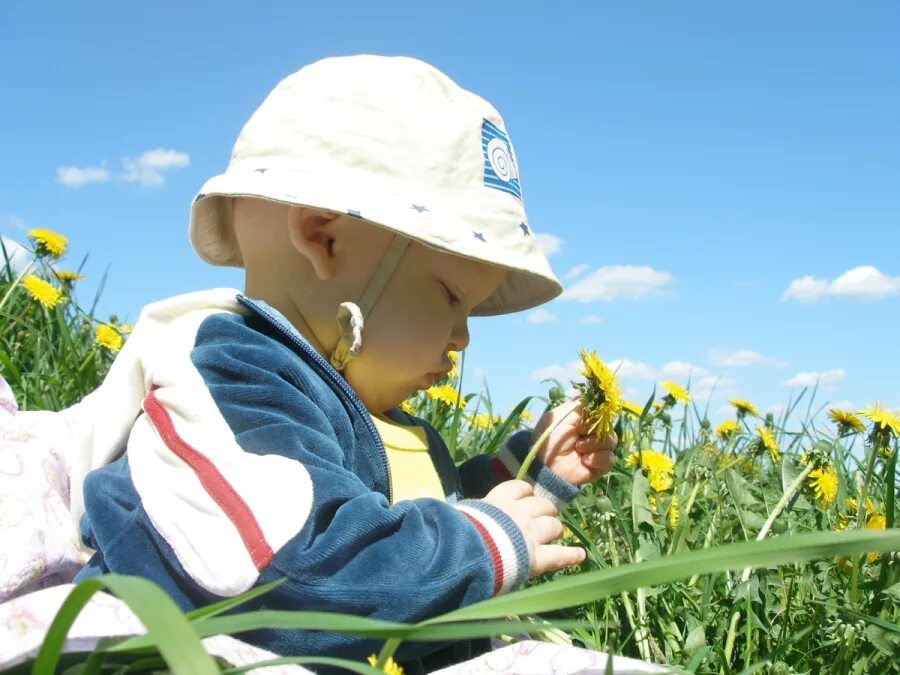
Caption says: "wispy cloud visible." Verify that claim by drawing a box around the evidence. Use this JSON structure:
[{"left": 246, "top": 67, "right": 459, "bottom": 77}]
[
  {"left": 526, "top": 308, "right": 558, "bottom": 324},
  {"left": 56, "top": 165, "right": 111, "bottom": 187},
  {"left": 121, "top": 148, "right": 190, "bottom": 187},
  {"left": 781, "top": 368, "right": 846, "bottom": 388},
  {"left": 535, "top": 232, "right": 563, "bottom": 257},
  {"left": 562, "top": 265, "right": 673, "bottom": 303},
  {"left": 57, "top": 147, "right": 190, "bottom": 189},
  {"left": 530, "top": 361, "right": 579, "bottom": 383},
  {"left": 0, "top": 235, "right": 30, "bottom": 275},
  {"left": 709, "top": 348, "right": 788, "bottom": 368},
  {"left": 580, "top": 315, "right": 603, "bottom": 325},
  {"left": 564, "top": 263, "right": 589, "bottom": 281},
  {"left": 782, "top": 266, "right": 900, "bottom": 303}
]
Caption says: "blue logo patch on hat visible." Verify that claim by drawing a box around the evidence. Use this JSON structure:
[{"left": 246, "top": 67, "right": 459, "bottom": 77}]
[{"left": 482, "top": 119, "right": 521, "bottom": 201}]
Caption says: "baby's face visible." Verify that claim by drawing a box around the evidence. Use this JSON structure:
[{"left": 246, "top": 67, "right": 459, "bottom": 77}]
[{"left": 344, "top": 242, "right": 506, "bottom": 413}]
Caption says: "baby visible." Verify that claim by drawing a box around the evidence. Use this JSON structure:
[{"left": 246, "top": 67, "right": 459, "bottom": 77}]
[{"left": 33, "top": 55, "right": 617, "bottom": 673}]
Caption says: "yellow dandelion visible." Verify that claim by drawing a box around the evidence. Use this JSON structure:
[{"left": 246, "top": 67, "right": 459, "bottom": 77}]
[
  {"left": 647, "top": 494, "right": 658, "bottom": 510},
  {"left": 846, "top": 497, "right": 876, "bottom": 517},
  {"left": 730, "top": 398, "right": 760, "bottom": 418},
  {"left": 575, "top": 350, "right": 623, "bottom": 439},
  {"left": 807, "top": 465, "right": 838, "bottom": 509},
  {"left": 399, "top": 399, "right": 416, "bottom": 415},
  {"left": 424, "top": 384, "right": 462, "bottom": 408},
  {"left": 668, "top": 495, "right": 680, "bottom": 529},
  {"left": 447, "top": 350, "right": 460, "bottom": 378},
  {"left": 518, "top": 409, "right": 532, "bottom": 423},
  {"left": 661, "top": 380, "right": 690, "bottom": 404},
  {"left": 21, "top": 274, "right": 63, "bottom": 308},
  {"left": 827, "top": 408, "right": 864, "bottom": 434},
  {"left": 627, "top": 449, "right": 675, "bottom": 492},
  {"left": 858, "top": 403, "right": 900, "bottom": 437},
  {"left": 53, "top": 270, "right": 84, "bottom": 283},
  {"left": 622, "top": 400, "right": 644, "bottom": 417},
  {"left": 368, "top": 654, "right": 405, "bottom": 675},
  {"left": 715, "top": 419, "right": 740, "bottom": 440},
  {"left": 94, "top": 324, "right": 124, "bottom": 352},
  {"left": 865, "top": 512, "right": 887, "bottom": 563},
  {"left": 27, "top": 228, "right": 68, "bottom": 258},
  {"left": 469, "top": 413, "right": 499, "bottom": 430},
  {"left": 755, "top": 425, "right": 780, "bottom": 462}
]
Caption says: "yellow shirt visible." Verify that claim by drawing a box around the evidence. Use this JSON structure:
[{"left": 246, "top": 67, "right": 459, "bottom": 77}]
[{"left": 370, "top": 415, "right": 445, "bottom": 505}]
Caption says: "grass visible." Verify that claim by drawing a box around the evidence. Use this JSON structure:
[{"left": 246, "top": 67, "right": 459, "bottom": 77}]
[{"left": 1, "top": 234, "right": 898, "bottom": 674}]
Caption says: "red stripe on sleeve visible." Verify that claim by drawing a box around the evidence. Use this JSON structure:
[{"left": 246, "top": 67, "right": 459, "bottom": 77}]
[
  {"left": 143, "top": 388, "right": 274, "bottom": 571},
  {"left": 460, "top": 512, "right": 504, "bottom": 595}
]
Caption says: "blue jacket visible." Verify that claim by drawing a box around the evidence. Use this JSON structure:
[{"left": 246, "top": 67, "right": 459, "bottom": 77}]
[{"left": 75, "top": 290, "right": 579, "bottom": 672}]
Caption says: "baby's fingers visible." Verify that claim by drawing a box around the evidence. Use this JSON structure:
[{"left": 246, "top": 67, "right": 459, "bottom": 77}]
[{"left": 531, "top": 543, "right": 586, "bottom": 576}]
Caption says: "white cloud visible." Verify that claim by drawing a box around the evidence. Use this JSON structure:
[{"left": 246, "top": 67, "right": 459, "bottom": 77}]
[
  {"left": 534, "top": 233, "right": 563, "bottom": 256},
  {"left": 0, "top": 236, "right": 30, "bottom": 275},
  {"left": 530, "top": 361, "right": 580, "bottom": 383},
  {"left": 580, "top": 315, "right": 603, "bottom": 325},
  {"left": 121, "top": 148, "right": 190, "bottom": 187},
  {"left": 526, "top": 308, "right": 558, "bottom": 324},
  {"left": 782, "top": 266, "right": 900, "bottom": 303},
  {"left": 709, "top": 348, "right": 788, "bottom": 368},
  {"left": 781, "top": 368, "right": 846, "bottom": 388},
  {"left": 56, "top": 165, "right": 111, "bottom": 187},
  {"left": 660, "top": 360, "right": 710, "bottom": 380},
  {"left": 562, "top": 265, "right": 673, "bottom": 303},
  {"left": 564, "top": 263, "right": 589, "bottom": 281},
  {"left": 608, "top": 358, "right": 657, "bottom": 380}
]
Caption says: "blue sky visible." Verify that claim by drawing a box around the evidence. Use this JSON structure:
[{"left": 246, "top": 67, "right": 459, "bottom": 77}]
[{"left": 2, "top": 1, "right": 898, "bottom": 424}]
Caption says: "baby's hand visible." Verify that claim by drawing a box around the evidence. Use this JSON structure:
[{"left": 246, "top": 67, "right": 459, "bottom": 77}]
[
  {"left": 534, "top": 399, "right": 617, "bottom": 485},
  {"left": 482, "top": 480, "right": 585, "bottom": 577}
]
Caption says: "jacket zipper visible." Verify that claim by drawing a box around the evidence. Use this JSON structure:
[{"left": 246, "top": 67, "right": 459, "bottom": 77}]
[{"left": 237, "top": 295, "right": 393, "bottom": 504}]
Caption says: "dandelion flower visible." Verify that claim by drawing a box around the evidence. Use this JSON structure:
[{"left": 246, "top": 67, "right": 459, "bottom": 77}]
[
  {"left": 827, "top": 408, "right": 864, "bottom": 435},
  {"left": 668, "top": 495, "right": 680, "bottom": 529},
  {"left": 424, "top": 384, "right": 462, "bottom": 408},
  {"left": 399, "top": 399, "right": 416, "bottom": 415},
  {"left": 730, "top": 398, "right": 760, "bottom": 418},
  {"left": 27, "top": 228, "right": 67, "bottom": 258},
  {"left": 21, "top": 274, "right": 63, "bottom": 308},
  {"left": 94, "top": 324, "right": 124, "bottom": 352},
  {"left": 447, "top": 350, "right": 460, "bottom": 378},
  {"left": 756, "top": 425, "right": 780, "bottom": 462},
  {"left": 627, "top": 449, "right": 675, "bottom": 492},
  {"left": 53, "top": 270, "right": 84, "bottom": 283},
  {"left": 807, "top": 465, "right": 838, "bottom": 509},
  {"left": 575, "top": 350, "right": 622, "bottom": 439},
  {"left": 661, "top": 380, "right": 690, "bottom": 404},
  {"left": 518, "top": 409, "right": 532, "bottom": 423},
  {"left": 858, "top": 403, "right": 900, "bottom": 437},
  {"left": 622, "top": 400, "right": 644, "bottom": 417},
  {"left": 865, "top": 512, "right": 887, "bottom": 563},
  {"left": 715, "top": 419, "right": 740, "bottom": 440},
  {"left": 846, "top": 497, "right": 876, "bottom": 517},
  {"left": 368, "top": 654, "right": 404, "bottom": 675},
  {"left": 469, "top": 413, "right": 498, "bottom": 430}
]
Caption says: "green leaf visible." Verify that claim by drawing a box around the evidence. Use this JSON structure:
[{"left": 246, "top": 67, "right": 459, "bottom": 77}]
[
  {"left": 631, "top": 470, "right": 654, "bottom": 532},
  {"left": 423, "top": 529, "right": 900, "bottom": 622},
  {"left": 32, "top": 575, "right": 218, "bottom": 675},
  {"left": 883, "top": 582, "right": 900, "bottom": 603},
  {"left": 221, "top": 656, "right": 386, "bottom": 674},
  {"left": 186, "top": 578, "right": 286, "bottom": 622}
]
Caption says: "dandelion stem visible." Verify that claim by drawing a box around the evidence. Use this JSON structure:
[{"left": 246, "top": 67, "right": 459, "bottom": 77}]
[
  {"left": 374, "top": 637, "right": 402, "bottom": 671},
  {"left": 516, "top": 408, "right": 575, "bottom": 480},
  {"left": 722, "top": 462, "right": 814, "bottom": 669},
  {"left": 606, "top": 520, "right": 650, "bottom": 662},
  {"left": 849, "top": 444, "right": 878, "bottom": 603}
]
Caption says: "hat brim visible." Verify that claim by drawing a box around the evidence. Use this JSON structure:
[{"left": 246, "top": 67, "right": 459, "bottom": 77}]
[{"left": 189, "top": 169, "right": 562, "bottom": 317}]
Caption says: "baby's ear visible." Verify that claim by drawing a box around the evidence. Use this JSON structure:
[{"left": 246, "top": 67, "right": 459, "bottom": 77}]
[{"left": 287, "top": 207, "right": 339, "bottom": 280}]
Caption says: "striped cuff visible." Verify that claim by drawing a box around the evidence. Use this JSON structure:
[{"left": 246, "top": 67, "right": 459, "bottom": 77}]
[
  {"left": 455, "top": 500, "right": 529, "bottom": 595},
  {"left": 489, "top": 430, "right": 581, "bottom": 512}
]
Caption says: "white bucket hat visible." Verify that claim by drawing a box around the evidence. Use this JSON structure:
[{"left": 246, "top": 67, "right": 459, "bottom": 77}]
[{"left": 190, "top": 54, "right": 562, "bottom": 319}]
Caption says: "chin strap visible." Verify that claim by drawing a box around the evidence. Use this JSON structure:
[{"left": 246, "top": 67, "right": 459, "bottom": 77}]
[{"left": 330, "top": 234, "right": 411, "bottom": 371}]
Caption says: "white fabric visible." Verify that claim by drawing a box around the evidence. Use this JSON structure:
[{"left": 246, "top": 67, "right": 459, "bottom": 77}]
[{"left": 189, "top": 55, "right": 562, "bottom": 316}]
